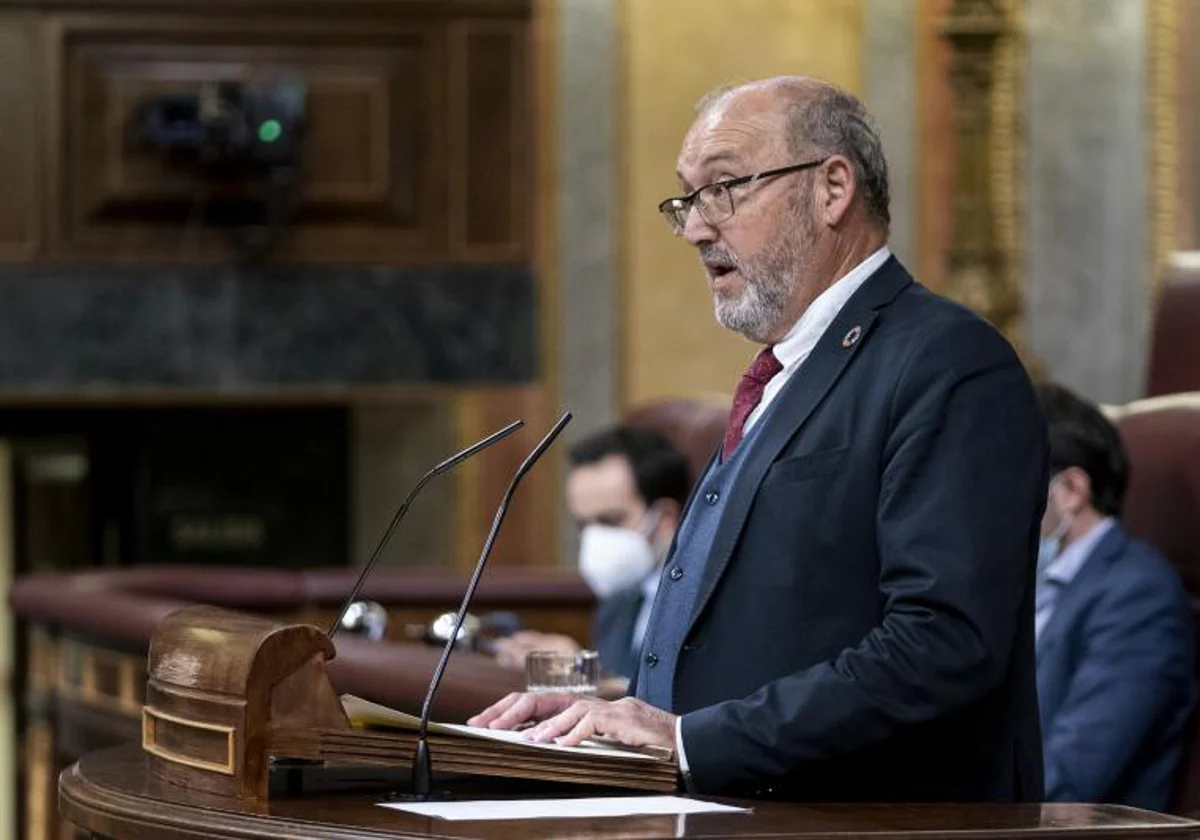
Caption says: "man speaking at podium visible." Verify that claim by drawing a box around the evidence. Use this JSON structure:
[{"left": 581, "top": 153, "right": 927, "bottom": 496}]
[{"left": 469, "top": 76, "right": 1048, "bottom": 802}]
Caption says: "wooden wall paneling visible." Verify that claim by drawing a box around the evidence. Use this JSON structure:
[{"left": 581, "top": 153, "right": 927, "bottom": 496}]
[
  {"left": 452, "top": 386, "right": 553, "bottom": 573},
  {"left": 0, "top": 14, "right": 40, "bottom": 260},
  {"left": 449, "top": 19, "right": 530, "bottom": 261},
  {"left": 44, "top": 14, "right": 450, "bottom": 264},
  {"left": 30, "top": 6, "right": 533, "bottom": 266}
]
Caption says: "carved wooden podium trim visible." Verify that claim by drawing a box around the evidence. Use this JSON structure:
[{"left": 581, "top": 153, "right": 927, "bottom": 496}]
[
  {"left": 143, "top": 604, "right": 350, "bottom": 802},
  {"left": 142, "top": 706, "right": 237, "bottom": 776}
]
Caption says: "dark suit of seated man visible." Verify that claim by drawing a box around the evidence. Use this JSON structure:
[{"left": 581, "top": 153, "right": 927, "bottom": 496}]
[
  {"left": 491, "top": 426, "right": 687, "bottom": 683},
  {"left": 1035, "top": 383, "right": 1195, "bottom": 811}
]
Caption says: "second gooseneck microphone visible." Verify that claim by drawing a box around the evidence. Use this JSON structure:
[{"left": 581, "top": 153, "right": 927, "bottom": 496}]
[
  {"left": 409, "top": 410, "right": 573, "bottom": 799},
  {"left": 327, "top": 419, "right": 524, "bottom": 640}
]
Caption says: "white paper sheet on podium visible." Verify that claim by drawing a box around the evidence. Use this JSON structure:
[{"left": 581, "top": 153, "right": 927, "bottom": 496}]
[
  {"left": 343, "top": 694, "right": 660, "bottom": 761},
  {"left": 379, "top": 795, "right": 750, "bottom": 821}
]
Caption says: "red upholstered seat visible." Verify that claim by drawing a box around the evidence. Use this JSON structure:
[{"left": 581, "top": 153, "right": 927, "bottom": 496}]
[
  {"left": 1108, "top": 394, "right": 1200, "bottom": 814},
  {"left": 624, "top": 397, "right": 728, "bottom": 490},
  {"left": 1147, "top": 259, "right": 1200, "bottom": 397}
]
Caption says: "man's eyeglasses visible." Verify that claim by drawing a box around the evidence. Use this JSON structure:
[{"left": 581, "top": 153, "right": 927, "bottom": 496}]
[{"left": 657, "top": 158, "right": 828, "bottom": 236}]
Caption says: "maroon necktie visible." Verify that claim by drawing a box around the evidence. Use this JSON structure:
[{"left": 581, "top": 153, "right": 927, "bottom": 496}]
[{"left": 723, "top": 347, "right": 783, "bottom": 458}]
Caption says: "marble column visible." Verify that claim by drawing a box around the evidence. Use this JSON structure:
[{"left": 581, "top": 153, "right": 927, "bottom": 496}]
[
  {"left": 1026, "top": 0, "right": 1149, "bottom": 403},
  {"left": 864, "top": 0, "right": 918, "bottom": 266},
  {"left": 556, "top": 0, "right": 619, "bottom": 436},
  {"left": 553, "top": 0, "right": 619, "bottom": 564}
]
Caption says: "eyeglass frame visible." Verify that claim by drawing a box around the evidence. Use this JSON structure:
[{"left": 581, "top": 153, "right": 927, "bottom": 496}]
[{"left": 657, "top": 157, "right": 829, "bottom": 235}]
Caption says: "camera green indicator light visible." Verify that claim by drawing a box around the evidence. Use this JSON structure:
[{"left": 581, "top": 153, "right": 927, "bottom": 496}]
[{"left": 257, "top": 119, "right": 282, "bottom": 143}]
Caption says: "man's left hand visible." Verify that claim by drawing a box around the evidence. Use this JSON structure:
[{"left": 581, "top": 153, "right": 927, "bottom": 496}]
[{"left": 524, "top": 696, "right": 677, "bottom": 755}]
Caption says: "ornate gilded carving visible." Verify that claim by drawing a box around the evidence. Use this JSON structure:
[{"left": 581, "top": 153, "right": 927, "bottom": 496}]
[
  {"left": 1147, "top": 0, "right": 1180, "bottom": 333},
  {"left": 939, "top": 0, "right": 1027, "bottom": 353}
]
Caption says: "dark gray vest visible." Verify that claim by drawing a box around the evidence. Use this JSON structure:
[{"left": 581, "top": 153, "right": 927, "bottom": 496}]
[{"left": 634, "top": 415, "right": 769, "bottom": 710}]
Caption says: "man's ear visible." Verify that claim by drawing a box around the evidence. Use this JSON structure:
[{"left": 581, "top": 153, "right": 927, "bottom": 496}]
[
  {"left": 1059, "top": 465, "right": 1094, "bottom": 514},
  {"left": 816, "top": 155, "right": 856, "bottom": 227}
]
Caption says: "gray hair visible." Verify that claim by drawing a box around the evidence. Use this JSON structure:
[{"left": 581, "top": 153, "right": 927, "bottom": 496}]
[
  {"left": 694, "top": 79, "right": 891, "bottom": 228},
  {"left": 787, "top": 86, "right": 890, "bottom": 227}
]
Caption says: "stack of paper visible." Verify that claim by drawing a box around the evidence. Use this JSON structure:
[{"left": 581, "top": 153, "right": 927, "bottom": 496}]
[{"left": 267, "top": 695, "right": 679, "bottom": 792}]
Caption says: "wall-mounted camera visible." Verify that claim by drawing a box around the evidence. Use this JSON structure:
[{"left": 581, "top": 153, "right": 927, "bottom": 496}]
[{"left": 130, "top": 77, "right": 307, "bottom": 263}]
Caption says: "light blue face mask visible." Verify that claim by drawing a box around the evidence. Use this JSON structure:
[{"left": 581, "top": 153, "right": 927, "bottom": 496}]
[
  {"left": 1038, "top": 476, "right": 1073, "bottom": 572},
  {"left": 1038, "top": 526, "right": 1067, "bottom": 572}
]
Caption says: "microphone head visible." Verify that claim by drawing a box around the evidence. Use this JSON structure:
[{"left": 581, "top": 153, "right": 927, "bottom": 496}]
[
  {"left": 338, "top": 600, "right": 389, "bottom": 642},
  {"left": 426, "top": 611, "right": 481, "bottom": 648}
]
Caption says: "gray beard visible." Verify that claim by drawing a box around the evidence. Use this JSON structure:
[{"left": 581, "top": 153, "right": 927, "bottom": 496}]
[{"left": 712, "top": 235, "right": 803, "bottom": 343}]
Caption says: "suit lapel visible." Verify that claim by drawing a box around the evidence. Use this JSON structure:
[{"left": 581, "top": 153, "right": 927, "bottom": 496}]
[
  {"left": 685, "top": 257, "right": 913, "bottom": 634},
  {"left": 1036, "top": 523, "right": 1128, "bottom": 658},
  {"left": 662, "top": 445, "right": 720, "bottom": 563}
]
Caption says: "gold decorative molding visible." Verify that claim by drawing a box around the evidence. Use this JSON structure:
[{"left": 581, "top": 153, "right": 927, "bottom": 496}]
[
  {"left": 142, "top": 706, "right": 237, "bottom": 776},
  {"left": 25, "top": 722, "right": 52, "bottom": 840},
  {"left": 25, "top": 629, "right": 56, "bottom": 840},
  {"left": 939, "top": 0, "right": 1029, "bottom": 355},
  {"left": 56, "top": 639, "right": 143, "bottom": 717},
  {"left": 991, "top": 0, "right": 1025, "bottom": 343},
  {"left": 1147, "top": 0, "right": 1181, "bottom": 334},
  {"left": 28, "top": 628, "right": 56, "bottom": 694}
]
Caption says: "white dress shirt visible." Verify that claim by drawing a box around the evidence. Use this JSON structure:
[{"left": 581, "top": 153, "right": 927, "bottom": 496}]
[
  {"left": 1035, "top": 517, "right": 1115, "bottom": 638},
  {"left": 744, "top": 246, "right": 892, "bottom": 434},
  {"left": 631, "top": 568, "right": 661, "bottom": 653},
  {"left": 674, "top": 244, "right": 892, "bottom": 782}
]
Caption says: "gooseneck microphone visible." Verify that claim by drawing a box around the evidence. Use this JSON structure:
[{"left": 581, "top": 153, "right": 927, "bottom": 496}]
[
  {"left": 326, "top": 419, "right": 524, "bottom": 640},
  {"left": 410, "top": 410, "right": 573, "bottom": 799}
]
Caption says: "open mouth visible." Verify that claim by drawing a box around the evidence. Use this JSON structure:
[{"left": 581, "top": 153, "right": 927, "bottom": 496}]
[
  {"left": 699, "top": 247, "right": 739, "bottom": 282},
  {"left": 704, "top": 262, "right": 736, "bottom": 280}
]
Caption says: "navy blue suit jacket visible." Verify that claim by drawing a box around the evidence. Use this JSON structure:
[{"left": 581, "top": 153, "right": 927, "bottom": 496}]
[
  {"left": 634, "top": 256, "right": 1049, "bottom": 801},
  {"left": 1037, "top": 522, "right": 1195, "bottom": 810}
]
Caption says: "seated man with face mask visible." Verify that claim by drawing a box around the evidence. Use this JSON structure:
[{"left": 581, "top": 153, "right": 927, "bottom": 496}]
[
  {"left": 1036, "top": 382, "right": 1195, "bottom": 810},
  {"left": 492, "top": 425, "right": 688, "bottom": 684}
]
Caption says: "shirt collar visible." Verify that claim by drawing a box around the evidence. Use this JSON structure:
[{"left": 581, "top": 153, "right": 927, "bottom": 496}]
[
  {"left": 1043, "top": 517, "right": 1116, "bottom": 586},
  {"left": 772, "top": 246, "right": 892, "bottom": 370}
]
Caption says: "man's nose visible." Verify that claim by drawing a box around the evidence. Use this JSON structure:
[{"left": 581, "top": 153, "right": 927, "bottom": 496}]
[{"left": 681, "top": 204, "right": 717, "bottom": 246}]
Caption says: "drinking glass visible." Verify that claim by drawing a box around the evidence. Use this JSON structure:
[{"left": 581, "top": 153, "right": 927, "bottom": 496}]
[{"left": 524, "top": 650, "right": 599, "bottom": 695}]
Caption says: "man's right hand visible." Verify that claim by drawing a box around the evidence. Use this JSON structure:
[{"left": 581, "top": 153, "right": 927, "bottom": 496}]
[{"left": 466, "top": 691, "right": 577, "bottom": 730}]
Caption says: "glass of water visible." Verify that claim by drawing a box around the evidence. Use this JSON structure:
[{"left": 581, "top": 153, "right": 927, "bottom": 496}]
[{"left": 525, "top": 650, "right": 599, "bottom": 695}]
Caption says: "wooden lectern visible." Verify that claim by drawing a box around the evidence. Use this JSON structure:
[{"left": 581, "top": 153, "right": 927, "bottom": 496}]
[
  {"left": 140, "top": 604, "right": 675, "bottom": 805},
  {"left": 60, "top": 603, "right": 1200, "bottom": 839}
]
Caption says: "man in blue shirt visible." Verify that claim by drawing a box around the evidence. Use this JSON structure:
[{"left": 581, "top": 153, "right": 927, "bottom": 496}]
[{"left": 1036, "top": 383, "right": 1195, "bottom": 810}]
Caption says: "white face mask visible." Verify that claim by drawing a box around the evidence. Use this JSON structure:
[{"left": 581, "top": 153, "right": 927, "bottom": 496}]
[{"left": 577, "top": 509, "right": 662, "bottom": 599}]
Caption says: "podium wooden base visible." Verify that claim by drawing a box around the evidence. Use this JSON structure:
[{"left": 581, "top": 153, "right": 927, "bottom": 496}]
[{"left": 61, "top": 744, "right": 1200, "bottom": 840}]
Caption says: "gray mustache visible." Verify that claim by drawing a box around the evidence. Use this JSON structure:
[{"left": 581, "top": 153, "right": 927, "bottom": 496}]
[{"left": 698, "top": 245, "right": 739, "bottom": 268}]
